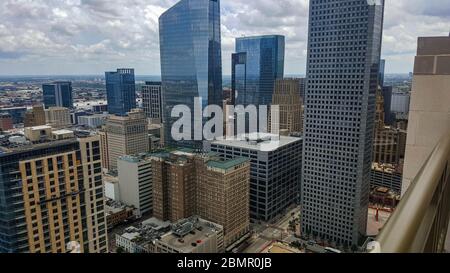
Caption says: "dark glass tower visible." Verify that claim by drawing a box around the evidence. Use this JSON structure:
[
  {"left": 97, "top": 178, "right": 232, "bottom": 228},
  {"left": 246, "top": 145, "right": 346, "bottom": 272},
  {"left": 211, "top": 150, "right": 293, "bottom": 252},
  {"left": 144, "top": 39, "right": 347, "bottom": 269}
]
[
  {"left": 233, "top": 35, "right": 285, "bottom": 107},
  {"left": 43, "top": 81, "right": 73, "bottom": 109},
  {"left": 105, "top": 68, "right": 136, "bottom": 116},
  {"left": 301, "top": 0, "right": 385, "bottom": 247},
  {"left": 159, "top": 0, "right": 223, "bottom": 148}
]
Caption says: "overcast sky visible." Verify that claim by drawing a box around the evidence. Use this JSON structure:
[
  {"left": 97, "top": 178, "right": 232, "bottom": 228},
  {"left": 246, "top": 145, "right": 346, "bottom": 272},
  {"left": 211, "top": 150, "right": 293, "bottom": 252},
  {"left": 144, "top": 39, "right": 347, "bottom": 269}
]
[{"left": 0, "top": 0, "right": 449, "bottom": 76}]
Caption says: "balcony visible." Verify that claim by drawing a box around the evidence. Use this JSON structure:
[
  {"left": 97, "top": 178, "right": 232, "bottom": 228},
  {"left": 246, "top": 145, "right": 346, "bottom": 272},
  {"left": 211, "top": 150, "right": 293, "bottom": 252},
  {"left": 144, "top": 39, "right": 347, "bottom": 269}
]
[{"left": 367, "top": 132, "right": 450, "bottom": 253}]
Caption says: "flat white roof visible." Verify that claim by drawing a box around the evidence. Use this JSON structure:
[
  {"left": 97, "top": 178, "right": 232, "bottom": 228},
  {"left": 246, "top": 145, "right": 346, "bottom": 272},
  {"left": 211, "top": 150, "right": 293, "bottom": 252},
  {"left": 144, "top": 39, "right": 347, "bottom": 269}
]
[
  {"left": 210, "top": 133, "right": 302, "bottom": 152},
  {"left": 52, "top": 129, "right": 74, "bottom": 135}
]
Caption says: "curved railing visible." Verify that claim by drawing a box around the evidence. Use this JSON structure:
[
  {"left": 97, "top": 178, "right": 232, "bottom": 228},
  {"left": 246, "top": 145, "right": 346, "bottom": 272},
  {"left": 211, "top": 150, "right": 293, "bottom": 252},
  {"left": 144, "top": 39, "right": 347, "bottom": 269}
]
[{"left": 367, "top": 132, "right": 450, "bottom": 253}]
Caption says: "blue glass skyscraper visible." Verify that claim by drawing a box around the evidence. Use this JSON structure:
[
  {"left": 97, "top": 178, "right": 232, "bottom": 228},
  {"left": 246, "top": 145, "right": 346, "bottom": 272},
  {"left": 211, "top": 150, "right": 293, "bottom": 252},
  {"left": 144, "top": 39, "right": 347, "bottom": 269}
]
[
  {"left": 301, "top": 0, "right": 384, "bottom": 247},
  {"left": 232, "top": 35, "right": 285, "bottom": 107},
  {"left": 105, "top": 69, "right": 136, "bottom": 116},
  {"left": 42, "top": 81, "right": 73, "bottom": 109},
  {"left": 159, "top": 0, "right": 222, "bottom": 148}
]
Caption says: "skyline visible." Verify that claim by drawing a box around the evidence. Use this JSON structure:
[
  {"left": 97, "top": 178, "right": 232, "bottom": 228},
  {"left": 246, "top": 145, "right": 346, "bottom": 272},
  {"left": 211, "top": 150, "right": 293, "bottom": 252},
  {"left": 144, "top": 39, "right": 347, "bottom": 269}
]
[{"left": 0, "top": 0, "right": 449, "bottom": 76}]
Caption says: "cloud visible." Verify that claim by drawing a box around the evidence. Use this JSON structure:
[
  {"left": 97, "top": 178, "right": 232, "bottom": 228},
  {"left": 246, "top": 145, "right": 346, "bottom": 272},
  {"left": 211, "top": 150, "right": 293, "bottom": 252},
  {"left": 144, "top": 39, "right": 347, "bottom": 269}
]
[{"left": 0, "top": 0, "right": 449, "bottom": 75}]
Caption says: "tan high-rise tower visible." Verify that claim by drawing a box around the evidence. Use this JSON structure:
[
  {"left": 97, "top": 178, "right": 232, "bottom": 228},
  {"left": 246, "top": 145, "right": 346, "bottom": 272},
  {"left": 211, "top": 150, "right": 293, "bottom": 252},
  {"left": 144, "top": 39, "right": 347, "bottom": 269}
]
[
  {"left": 270, "top": 78, "right": 303, "bottom": 135},
  {"left": 402, "top": 36, "right": 450, "bottom": 195},
  {"left": 24, "top": 105, "right": 46, "bottom": 128},
  {"left": 105, "top": 109, "right": 149, "bottom": 170}
]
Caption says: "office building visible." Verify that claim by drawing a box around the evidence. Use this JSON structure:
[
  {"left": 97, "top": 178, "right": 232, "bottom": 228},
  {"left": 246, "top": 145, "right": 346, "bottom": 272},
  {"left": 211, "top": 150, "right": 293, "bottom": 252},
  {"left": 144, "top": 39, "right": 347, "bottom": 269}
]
[
  {"left": 151, "top": 149, "right": 250, "bottom": 248},
  {"left": 379, "top": 59, "right": 386, "bottom": 87},
  {"left": 70, "top": 111, "right": 90, "bottom": 125},
  {"left": 105, "top": 68, "right": 136, "bottom": 116},
  {"left": 298, "top": 77, "right": 306, "bottom": 101},
  {"left": 45, "top": 107, "right": 71, "bottom": 128},
  {"left": 301, "top": 0, "right": 385, "bottom": 247},
  {"left": 78, "top": 114, "right": 108, "bottom": 128},
  {"left": 142, "top": 82, "right": 162, "bottom": 124},
  {"left": 117, "top": 155, "right": 153, "bottom": 217},
  {"left": 42, "top": 81, "right": 73, "bottom": 109},
  {"left": 206, "top": 133, "right": 302, "bottom": 221},
  {"left": 24, "top": 105, "right": 46, "bottom": 128},
  {"left": 403, "top": 36, "right": 450, "bottom": 195},
  {"left": 382, "top": 86, "right": 394, "bottom": 125},
  {"left": 269, "top": 78, "right": 303, "bottom": 135},
  {"left": 233, "top": 35, "right": 285, "bottom": 107},
  {"left": 159, "top": 0, "right": 223, "bottom": 147},
  {"left": 390, "top": 91, "right": 411, "bottom": 120},
  {"left": 0, "top": 113, "right": 13, "bottom": 131},
  {"left": 0, "top": 131, "right": 108, "bottom": 253},
  {"left": 105, "top": 109, "right": 149, "bottom": 170}
]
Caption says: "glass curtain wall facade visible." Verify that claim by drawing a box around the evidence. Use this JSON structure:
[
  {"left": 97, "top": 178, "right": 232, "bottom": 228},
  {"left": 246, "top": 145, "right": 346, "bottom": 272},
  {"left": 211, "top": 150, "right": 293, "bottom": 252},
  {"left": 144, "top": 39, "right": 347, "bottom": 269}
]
[
  {"left": 233, "top": 35, "right": 285, "bottom": 107},
  {"left": 43, "top": 82, "right": 73, "bottom": 109},
  {"left": 105, "top": 69, "right": 136, "bottom": 116},
  {"left": 301, "top": 0, "right": 385, "bottom": 247},
  {"left": 159, "top": 0, "right": 223, "bottom": 148}
]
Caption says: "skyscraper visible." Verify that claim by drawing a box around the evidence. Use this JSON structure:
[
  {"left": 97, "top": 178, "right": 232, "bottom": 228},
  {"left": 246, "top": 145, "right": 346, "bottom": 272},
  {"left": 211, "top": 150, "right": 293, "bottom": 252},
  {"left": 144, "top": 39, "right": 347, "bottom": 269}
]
[
  {"left": 301, "top": 0, "right": 384, "bottom": 247},
  {"left": 233, "top": 35, "right": 285, "bottom": 107},
  {"left": 159, "top": 0, "right": 223, "bottom": 147},
  {"left": 402, "top": 35, "right": 450, "bottom": 195},
  {"left": 105, "top": 109, "right": 149, "bottom": 170},
  {"left": 0, "top": 131, "right": 108, "bottom": 253},
  {"left": 42, "top": 81, "right": 73, "bottom": 109},
  {"left": 142, "top": 81, "right": 162, "bottom": 124},
  {"left": 270, "top": 78, "right": 303, "bottom": 135},
  {"left": 105, "top": 68, "right": 136, "bottom": 116}
]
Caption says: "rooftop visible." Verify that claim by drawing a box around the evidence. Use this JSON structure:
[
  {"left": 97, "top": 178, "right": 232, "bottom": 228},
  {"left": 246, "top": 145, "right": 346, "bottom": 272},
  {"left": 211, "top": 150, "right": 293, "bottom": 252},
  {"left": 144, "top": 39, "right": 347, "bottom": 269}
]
[
  {"left": 211, "top": 133, "right": 302, "bottom": 152},
  {"left": 207, "top": 157, "right": 249, "bottom": 171}
]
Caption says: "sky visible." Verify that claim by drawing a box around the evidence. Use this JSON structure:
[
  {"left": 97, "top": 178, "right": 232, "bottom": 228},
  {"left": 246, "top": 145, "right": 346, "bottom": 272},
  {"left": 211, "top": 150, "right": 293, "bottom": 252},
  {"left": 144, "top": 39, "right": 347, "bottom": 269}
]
[{"left": 0, "top": 0, "right": 449, "bottom": 76}]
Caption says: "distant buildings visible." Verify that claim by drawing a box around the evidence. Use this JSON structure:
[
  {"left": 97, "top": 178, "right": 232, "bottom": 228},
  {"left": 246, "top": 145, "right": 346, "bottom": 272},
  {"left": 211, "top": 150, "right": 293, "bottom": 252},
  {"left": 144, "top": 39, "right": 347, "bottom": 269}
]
[
  {"left": 151, "top": 149, "right": 251, "bottom": 248},
  {"left": 142, "top": 81, "right": 162, "bottom": 124},
  {"left": 0, "top": 130, "right": 108, "bottom": 253},
  {"left": 159, "top": 0, "right": 223, "bottom": 147},
  {"left": 105, "top": 69, "right": 136, "bottom": 116},
  {"left": 0, "top": 113, "right": 13, "bottom": 131},
  {"left": 118, "top": 155, "right": 153, "bottom": 217},
  {"left": 0, "top": 107, "right": 27, "bottom": 124},
  {"left": 105, "top": 109, "right": 149, "bottom": 170},
  {"left": 105, "top": 200, "right": 138, "bottom": 230},
  {"left": 270, "top": 78, "right": 303, "bottom": 135},
  {"left": 42, "top": 81, "right": 73, "bottom": 109},
  {"left": 44, "top": 107, "right": 71, "bottom": 128},
  {"left": 206, "top": 133, "right": 302, "bottom": 222},
  {"left": 403, "top": 35, "right": 450, "bottom": 195},
  {"left": 301, "top": 0, "right": 385, "bottom": 247},
  {"left": 24, "top": 105, "right": 46, "bottom": 128}
]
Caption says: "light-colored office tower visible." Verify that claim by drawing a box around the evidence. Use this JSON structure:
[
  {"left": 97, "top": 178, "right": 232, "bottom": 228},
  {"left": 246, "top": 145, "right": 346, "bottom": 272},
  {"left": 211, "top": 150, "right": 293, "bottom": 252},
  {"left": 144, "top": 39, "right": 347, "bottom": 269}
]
[
  {"left": 269, "top": 78, "right": 303, "bottom": 135},
  {"left": 142, "top": 81, "right": 162, "bottom": 124},
  {"left": 206, "top": 133, "right": 302, "bottom": 222},
  {"left": 150, "top": 150, "right": 251, "bottom": 248},
  {"left": 105, "top": 109, "right": 149, "bottom": 170},
  {"left": 78, "top": 114, "right": 108, "bottom": 128},
  {"left": 24, "top": 105, "right": 46, "bottom": 128},
  {"left": 370, "top": 163, "right": 403, "bottom": 194},
  {"left": 117, "top": 155, "right": 153, "bottom": 217},
  {"left": 45, "top": 107, "right": 71, "bottom": 128},
  {"left": 0, "top": 131, "right": 108, "bottom": 253},
  {"left": 402, "top": 36, "right": 450, "bottom": 195},
  {"left": 301, "top": 0, "right": 384, "bottom": 247}
]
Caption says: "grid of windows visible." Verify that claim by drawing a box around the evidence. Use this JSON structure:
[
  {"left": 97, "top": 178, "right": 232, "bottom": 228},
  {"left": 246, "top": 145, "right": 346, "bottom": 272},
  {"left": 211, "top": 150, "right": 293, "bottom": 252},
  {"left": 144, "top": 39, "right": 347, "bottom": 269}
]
[{"left": 301, "top": 0, "right": 384, "bottom": 247}]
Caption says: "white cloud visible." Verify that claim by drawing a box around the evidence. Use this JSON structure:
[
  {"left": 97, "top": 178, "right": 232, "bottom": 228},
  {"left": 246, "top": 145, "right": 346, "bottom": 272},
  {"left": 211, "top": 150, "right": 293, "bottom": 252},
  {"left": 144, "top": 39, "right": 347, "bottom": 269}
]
[{"left": 0, "top": 0, "right": 449, "bottom": 75}]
